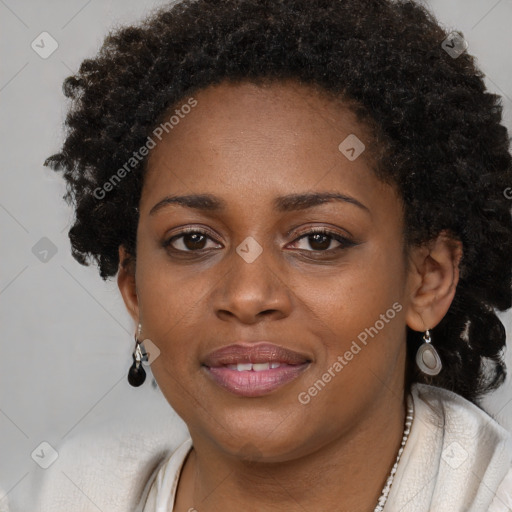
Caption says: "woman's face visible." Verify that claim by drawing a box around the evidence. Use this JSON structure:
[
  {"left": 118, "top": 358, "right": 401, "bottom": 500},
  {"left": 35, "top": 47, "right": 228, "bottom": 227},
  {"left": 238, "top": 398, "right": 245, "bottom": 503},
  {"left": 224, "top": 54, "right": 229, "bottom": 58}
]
[{"left": 126, "top": 80, "right": 414, "bottom": 461}]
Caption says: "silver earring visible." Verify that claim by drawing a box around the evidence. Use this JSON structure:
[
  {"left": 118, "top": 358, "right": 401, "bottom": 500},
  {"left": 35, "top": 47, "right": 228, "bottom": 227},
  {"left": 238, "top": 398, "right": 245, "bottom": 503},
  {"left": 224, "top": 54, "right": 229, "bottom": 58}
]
[
  {"left": 416, "top": 329, "right": 442, "bottom": 376},
  {"left": 128, "top": 322, "right": 147, "bottom": 387}
]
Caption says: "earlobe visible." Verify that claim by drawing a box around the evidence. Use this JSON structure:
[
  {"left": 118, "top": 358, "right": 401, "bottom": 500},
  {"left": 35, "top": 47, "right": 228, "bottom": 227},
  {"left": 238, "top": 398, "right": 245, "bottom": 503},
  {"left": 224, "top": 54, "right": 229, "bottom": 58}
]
[
  {"left": 405, "top": 231, "right": 463, "bottom": 332},
  {"left": 117, "top": 245, "right": 139, "bottom": 322}
]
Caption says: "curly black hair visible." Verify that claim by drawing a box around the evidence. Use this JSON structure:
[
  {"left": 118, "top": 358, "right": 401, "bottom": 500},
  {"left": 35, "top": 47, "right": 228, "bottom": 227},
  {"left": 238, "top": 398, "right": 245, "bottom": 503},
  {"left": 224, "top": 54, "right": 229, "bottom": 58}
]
[{"left": 44, "top": 0, "right": 512, "bottom": 404}]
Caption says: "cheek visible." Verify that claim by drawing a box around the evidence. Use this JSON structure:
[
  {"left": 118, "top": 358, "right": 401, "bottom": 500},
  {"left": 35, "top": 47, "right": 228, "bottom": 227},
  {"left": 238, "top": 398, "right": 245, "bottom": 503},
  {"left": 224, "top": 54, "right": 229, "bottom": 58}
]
[
  {"left": 302, "top": 243, "right": 406, "bottom": 330},
  {"left": 137, "top": 285, "right": 205, "bottom": 370},
  {"left": 134, "top": 251, "right": 205, "bottom": 368},
  {"left": 293, "top": 241, "right": 408, "bottom": 387}
]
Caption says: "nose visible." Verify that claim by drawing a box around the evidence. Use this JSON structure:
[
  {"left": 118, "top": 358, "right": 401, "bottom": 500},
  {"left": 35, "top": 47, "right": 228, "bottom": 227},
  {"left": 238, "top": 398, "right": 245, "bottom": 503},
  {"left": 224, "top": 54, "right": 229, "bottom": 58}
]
[{"left": 213, "top": 243, "right": 293, "bottom": 325}]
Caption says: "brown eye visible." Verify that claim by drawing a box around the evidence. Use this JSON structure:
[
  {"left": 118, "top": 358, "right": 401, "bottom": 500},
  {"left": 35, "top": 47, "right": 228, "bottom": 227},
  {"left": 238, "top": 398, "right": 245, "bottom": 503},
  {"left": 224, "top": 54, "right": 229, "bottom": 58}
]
[
  {"left": 289, "top": 229, "right": 355, "bottom": 252},
  {"left": 180, "top": 233, "right": 208, "bottom": 250},
  {"left": 163, "top": 229, "right": 221, "bottom": 252},
  {"left": 305, "top": 233, "right": 334, "bottom": 251}
]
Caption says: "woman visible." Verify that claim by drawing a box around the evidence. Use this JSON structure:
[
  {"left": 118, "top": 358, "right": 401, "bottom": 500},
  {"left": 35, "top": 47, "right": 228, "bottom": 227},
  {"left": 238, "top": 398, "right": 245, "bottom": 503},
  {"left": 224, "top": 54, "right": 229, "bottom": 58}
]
[{"left": 38, "top": 0, "right": 512, "bottom": 510}]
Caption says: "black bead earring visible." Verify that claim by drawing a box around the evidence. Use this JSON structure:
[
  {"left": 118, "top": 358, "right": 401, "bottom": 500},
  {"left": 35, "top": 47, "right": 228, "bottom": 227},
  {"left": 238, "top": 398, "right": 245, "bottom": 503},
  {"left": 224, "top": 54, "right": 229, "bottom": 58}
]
[{"left": 128, "top": 322, "right": 146, "bottom": 387}]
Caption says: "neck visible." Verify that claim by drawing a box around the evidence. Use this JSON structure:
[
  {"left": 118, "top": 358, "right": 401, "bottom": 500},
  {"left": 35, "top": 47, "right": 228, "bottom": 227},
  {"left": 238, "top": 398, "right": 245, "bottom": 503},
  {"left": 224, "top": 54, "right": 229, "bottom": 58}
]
[{"left": 175, "top": 386, "right": 409, "bottom": 512}]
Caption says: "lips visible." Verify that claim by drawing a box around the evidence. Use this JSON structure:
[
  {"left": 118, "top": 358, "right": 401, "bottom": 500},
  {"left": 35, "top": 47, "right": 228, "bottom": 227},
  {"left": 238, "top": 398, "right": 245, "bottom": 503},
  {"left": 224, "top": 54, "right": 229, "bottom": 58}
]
[
  {"left": 202, "top": 342, "right": 311, "bottom": 397},
  {"left": 203, "top": 343, "right": 310, "bottom": 367}
]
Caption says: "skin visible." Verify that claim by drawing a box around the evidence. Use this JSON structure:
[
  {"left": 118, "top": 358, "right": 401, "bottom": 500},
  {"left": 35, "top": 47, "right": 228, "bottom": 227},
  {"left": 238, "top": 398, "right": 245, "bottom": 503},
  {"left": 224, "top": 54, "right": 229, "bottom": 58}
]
[{"left": 118, "top": 80, "right": 461, "bottom": 511}]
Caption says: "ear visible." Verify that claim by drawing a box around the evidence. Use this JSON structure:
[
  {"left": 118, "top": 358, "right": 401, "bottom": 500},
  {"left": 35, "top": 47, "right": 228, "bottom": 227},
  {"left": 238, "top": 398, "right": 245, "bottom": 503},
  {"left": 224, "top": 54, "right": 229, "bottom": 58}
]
[
  {"left": 117, "top": 245, "right": 139, "bottom": 323},
  {"left": 405, "top": 231, "right": 463, "bottom": 332}
]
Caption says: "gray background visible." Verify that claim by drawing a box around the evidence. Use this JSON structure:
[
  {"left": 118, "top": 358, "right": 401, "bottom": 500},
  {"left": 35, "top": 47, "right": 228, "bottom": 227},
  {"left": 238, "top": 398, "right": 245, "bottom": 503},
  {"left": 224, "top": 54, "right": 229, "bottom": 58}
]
[{"left": 1, "top": 0, "right": 511, "bottom": 507}]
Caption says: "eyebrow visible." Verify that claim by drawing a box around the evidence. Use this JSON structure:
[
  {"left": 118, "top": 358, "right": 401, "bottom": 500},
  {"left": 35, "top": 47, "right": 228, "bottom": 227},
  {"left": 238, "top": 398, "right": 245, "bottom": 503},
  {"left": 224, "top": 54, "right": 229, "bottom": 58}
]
[{"left": 148, "top": 192, "right": 370, "bottom": 216}]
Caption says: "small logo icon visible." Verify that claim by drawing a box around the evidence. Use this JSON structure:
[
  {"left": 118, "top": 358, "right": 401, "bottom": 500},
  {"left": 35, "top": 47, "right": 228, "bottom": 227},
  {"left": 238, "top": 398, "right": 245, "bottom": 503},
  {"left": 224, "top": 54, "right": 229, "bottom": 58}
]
[
  {"left": 31, "top": 441, "right": 59, "bottom": 469},
  {"left": 338, "top": 134, "right": 365, "bottom": 161},
  {"left": 32, "top": 237, "right": 58, "bottom": 263},
  {"left": 441, "top": 32, "right": 468, "bottom": 59},
  {"left": 31, "top": 32, "right": 59, "bottom": 59},
  {"left": 441, "top": 441, "right": 468, "bottom": 469},
  {"left": 141, "top": 338, "right": 161, "bottom": 366},
  {"left": 236, "top": 237, "right": 263, "bottom": 263}
]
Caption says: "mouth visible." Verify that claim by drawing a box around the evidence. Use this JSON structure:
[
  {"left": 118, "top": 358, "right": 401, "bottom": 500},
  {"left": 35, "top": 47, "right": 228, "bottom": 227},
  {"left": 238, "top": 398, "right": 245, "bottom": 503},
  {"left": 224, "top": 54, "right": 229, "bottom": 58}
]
[{"left": 202, "top": 342, "right": 311, "bottom": 397}]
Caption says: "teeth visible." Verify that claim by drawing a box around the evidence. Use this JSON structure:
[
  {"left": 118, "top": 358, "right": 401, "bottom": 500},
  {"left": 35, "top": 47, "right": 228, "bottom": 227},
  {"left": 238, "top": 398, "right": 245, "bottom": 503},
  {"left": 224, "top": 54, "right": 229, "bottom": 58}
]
[
  {"left": 252, "top": 362, "right": 270, "bottom": 371},
  {"left": 224, "top": 362, "right": 282, "bottom": 371}
]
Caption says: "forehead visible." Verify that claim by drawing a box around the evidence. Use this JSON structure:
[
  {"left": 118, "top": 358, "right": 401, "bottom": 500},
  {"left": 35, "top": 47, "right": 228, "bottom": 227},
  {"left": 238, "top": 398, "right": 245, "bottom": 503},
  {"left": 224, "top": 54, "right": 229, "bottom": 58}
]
[
  {"left": 148, "top": 80, "right": 371, "bottom": 154},
  {"left": 140, "top": 80, "right": 388, "bottom": 213}
]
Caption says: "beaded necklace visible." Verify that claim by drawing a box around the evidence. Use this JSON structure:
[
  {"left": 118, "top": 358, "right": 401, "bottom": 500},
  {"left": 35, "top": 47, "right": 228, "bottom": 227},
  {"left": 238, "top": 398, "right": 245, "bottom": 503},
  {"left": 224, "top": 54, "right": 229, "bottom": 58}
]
[{"left": 373, "top": 393, "right": 414, "bottom": 512}]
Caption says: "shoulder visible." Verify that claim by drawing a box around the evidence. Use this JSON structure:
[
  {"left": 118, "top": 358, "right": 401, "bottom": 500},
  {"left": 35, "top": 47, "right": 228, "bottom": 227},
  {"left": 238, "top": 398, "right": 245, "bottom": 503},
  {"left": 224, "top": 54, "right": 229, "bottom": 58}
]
[
  {"left": 9, "top": 390, "right": 190, "bottom": 512},
  {"left": 489, "top": 466, "right": 512, "bottom": 511},
  {"left": 411, "top": 382, "right": 512, "bottom": 475},
  {"left": 412, "top": 382, "right": 512, "bottom": 444},
  {"left": 386, "top": 383, "right": 512, "bottom": 511}
]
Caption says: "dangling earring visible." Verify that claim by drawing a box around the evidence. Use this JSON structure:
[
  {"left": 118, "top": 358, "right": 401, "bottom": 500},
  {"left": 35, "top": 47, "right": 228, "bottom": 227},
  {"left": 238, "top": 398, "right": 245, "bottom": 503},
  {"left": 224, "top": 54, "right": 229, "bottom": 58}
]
[
  {"left": 416, "top": 329, "right": 442, "bottom": 376},
  {"left": 128, "top": 322, "right": 147, "bottom": 387}
]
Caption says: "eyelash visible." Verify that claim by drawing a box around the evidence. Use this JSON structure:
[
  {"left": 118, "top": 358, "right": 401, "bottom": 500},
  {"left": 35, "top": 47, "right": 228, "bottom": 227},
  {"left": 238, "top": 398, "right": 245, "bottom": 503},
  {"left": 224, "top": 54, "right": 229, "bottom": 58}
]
[{"left": 162, "top": 226, "right": 357, "bottom": 255}]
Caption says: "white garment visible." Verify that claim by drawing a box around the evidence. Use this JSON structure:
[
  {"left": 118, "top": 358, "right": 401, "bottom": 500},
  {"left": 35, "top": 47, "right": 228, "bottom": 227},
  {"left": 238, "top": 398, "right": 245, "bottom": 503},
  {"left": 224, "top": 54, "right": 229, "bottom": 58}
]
[
  {"left": 142, "top": 383, "right": 512, "bottom": 512},
  {"left": 4, "top": 383, "right": 511, "bottom": 511},
  {"left": 2, "top": 384, "right": 191, "bottom": 512}
]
